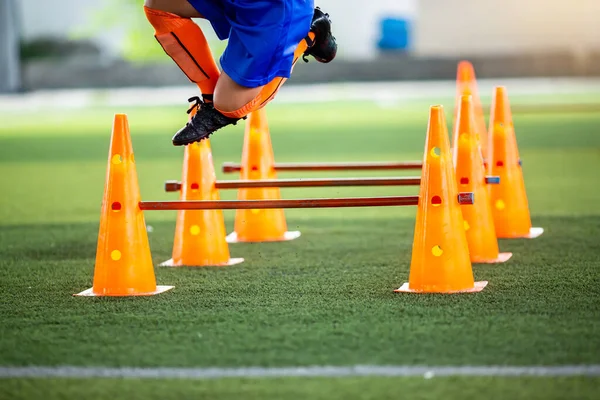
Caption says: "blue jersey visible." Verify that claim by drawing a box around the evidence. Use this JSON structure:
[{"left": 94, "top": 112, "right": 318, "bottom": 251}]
[{"left": 188, "top": 0, "right": 314, "bottom": 88}]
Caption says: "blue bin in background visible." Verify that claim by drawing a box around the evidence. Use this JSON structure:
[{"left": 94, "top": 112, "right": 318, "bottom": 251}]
[{"left": 377, "top": 17, "right": 411, "bottom": 51}]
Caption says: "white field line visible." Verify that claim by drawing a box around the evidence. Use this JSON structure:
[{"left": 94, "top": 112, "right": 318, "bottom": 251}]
[
  {"left": 1, "top": 365, "right": 600, "bottom": 379},
  {"left": 1, "top": 78, "right": 600, "bottom": 112}
]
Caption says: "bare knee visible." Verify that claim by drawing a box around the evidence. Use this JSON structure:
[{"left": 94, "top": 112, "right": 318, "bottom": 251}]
[
  {"left": 144, "top": 0, "right": 202, "bottom": 18},
  {"left": 214, "top": 73, "right": 262, "bottom": 113}
]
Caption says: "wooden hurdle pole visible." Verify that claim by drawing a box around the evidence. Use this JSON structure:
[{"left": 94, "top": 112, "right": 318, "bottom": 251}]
[
  {"left": 141, "top": 196, "right": 419, "bottom": 210},
  {"left": 221, "top": 161, "right": 423, "bottom": 173},
  {"left": 165, "top": 177, "right": 497, "bottom": 192},
  {"left": 140, "top": 193, "right": 474, "bottom": 211},
  {"left": 164, "top": 176, "right": 422, "bottom": 192}
]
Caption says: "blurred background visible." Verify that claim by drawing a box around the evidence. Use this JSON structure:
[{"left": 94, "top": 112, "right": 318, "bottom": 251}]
[{"left": 1, "top": 0, "right": 600, "bottom": 93}]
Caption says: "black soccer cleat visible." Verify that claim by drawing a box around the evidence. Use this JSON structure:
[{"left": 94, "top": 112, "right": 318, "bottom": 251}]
[
  {"left": 171, "top": 96, "right": 245, "bottom": 146},
  {"left": 303, "top": 7, "right": 337, "bottom": 64}
]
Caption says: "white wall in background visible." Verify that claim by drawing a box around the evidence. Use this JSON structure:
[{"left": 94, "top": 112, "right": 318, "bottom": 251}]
[
  {"left": 17, "top": 0, "right": 417, "bottom": 60},
  {"left": 17, "top": 0, "right": 600, "bottom": 60},
  {"left": 19, "top": 0, "right": 126, "bottom": 58},
  {"left": 414, "top": 0, "right": 600, "bottom": 56}
]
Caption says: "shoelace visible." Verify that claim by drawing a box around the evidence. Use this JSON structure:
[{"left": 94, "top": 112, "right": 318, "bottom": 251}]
[{"left": 186, "top": 96, "right": 203, "bottom": 115}]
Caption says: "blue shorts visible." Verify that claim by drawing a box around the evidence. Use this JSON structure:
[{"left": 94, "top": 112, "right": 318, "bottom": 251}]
[{"left": 188, "top": 0, "right": 314, "bottom": 88}]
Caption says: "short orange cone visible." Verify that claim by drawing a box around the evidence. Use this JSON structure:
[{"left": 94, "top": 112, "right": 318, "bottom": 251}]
[
  {"left": 75, "top": 114, "right": 173, "bottom": 296},
  {"left": 161, "top": 112, "right": 244, "bottom": 267},
  {"left": 396, "top": 105, "right": 487, "bottom": 294},
  {"left": 487, "top": 86, "right": 543, "bottom": 239},
  {"left": 453, "top": 61, "right": 489, "bottom": 161},
  {"left": 226, "top": 108, "right": 301, "bottom": 243},
  {"left": 454, "top": 95, "right": 512, "bottom": 264}
]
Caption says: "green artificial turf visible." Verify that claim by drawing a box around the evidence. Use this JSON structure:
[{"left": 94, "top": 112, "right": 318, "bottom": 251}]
[
  {"left": 1, "top": 95, "right": 600, "bottom": 397},
  {"left": 3, "top": 377, "right": 600, "bottom": 400}
]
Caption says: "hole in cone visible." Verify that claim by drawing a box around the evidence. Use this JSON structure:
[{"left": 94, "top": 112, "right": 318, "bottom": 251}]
[
  {"left": 251, "top": 165, "right": 259, "bottom": 171},
  {"left": 431, "top": 196, "right": 442, "bottom": 207},
  {"left": 190, "top": 225, "right": 201, "bottom": 235},
  {"left": 496, "top": 199, "right": 505, "bottom": 210},
  {"left": 190, "top": 183, "right": 199, "bottom": 191},
  {"left": 111, "top": 250, "right": 121, "bottom": 261},
  {"left": 496, "top": 161, "right": 504, "bottom": 167},
  {"left": 432, "top": 245, "right": 443, "bottom": 257},
  {"left": 430, "top": 147, "right": 441, "bottom": 158},
  {"left": 111, "top": 154, "right": 122, "bottom": 164},
  {"left": 460, "top": 177, "right": 470, "bottom": 185},
  {"left": 111, "top": 202, "right": 122, "bottom": 212}
]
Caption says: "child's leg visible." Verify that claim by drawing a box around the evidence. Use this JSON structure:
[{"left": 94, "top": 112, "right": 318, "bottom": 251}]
[
  {"left": 169, "top": 3, "right": 336, "bottom": 146},
  {"left": 143, "top": 0, "right": 219, "bottom": 100},
  {"left": 213, "top": 33, "right": 314, "bottom": 117},
  {"left": 145, "top": 0, "right": 201, "bottom": 18}
]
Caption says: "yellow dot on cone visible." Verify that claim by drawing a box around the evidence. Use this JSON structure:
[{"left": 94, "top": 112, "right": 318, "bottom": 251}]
[
  {"left": 496, "top": 199, "right": 506, "bottom": 210},
  {"left": 432, "top": 245, "right": 443, "bottom": 257},
  {"left": 251, "top": 209, "right": 260, "bottom": 215},
  {"left": 111, "top": 250, "right": 121, "bottom": 261},
  {"left": 190, "top": 225, "right": 201, "bottom": 235},
  {"left": 111, "top": 155, "right": 122, "bottom": 164},
  {"left": 464, "top": 220, "right": 470, "bottom": 231}
]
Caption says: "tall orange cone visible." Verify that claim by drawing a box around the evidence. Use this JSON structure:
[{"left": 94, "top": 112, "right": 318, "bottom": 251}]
[
  {"left": 453, "top": 61, "right": 489, "bottom": 161},
  {"left": 396, "top": 105, "right": 487, "bottom": 294},
  {"left": 75, "top": 114, "right": 173, "bottom": 296},
  {"left": 454, "top": 95, "right": 512, "bottom": 264},
  {"left": 487, "top": 86, "right": 543, "bottom": 239},
  {"left": 161, "top": 112, "right": 244, "bottom": 267},
  {"left": 226, "top": 107, "right": 301, "bottom": 243}
]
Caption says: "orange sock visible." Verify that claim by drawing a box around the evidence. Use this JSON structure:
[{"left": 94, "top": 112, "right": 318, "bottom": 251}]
[
  {"left": 144, "top": 6, "right": 219, "bottom": 99},
  {"left": 217, "top": 32, "right": 315, "bottom": 119}
]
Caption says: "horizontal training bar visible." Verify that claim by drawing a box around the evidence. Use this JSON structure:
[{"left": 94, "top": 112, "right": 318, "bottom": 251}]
[
  {"left": 222, "top": 161, "right": 423, "bottom": 173},
  {"left": 216, "top": 176, "right": 422, "bottom": 189},
  {"left": 165, "top": 175, "right": 498, "bottom": 192},
  {"left": 505, "top": 103, "right": 600, "bottom": 115},
  {"left": 140, "top": 193, "right": 474, "bottom": 211},
  {"left": 164, "top": 177, "right": 421, "bottom": 192},
  {"left": 140, "top": 196, "right": 420, "bottom": 210}
]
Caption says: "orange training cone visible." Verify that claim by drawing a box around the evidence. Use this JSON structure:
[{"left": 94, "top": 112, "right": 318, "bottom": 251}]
[
  {"left": 161, "top": 112, "right": 244, "bottom": 267},
  {"left": 396, "top": 105, "right": 487, "bottom": 294},
  {"left": 226, "top": 107, "right": 301, "bottom": 243},
  {"left": 487, "top": 86, "right": 543, "bottom": 239},
  {"left": 454, "top": 95, "right": 512, "bottom": 264},
  {"left": 75, "top": 114, "right": 173, "bottom": 296},
  {"left": 453, "top": 61, "right": 489, "bottom": 161}
]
